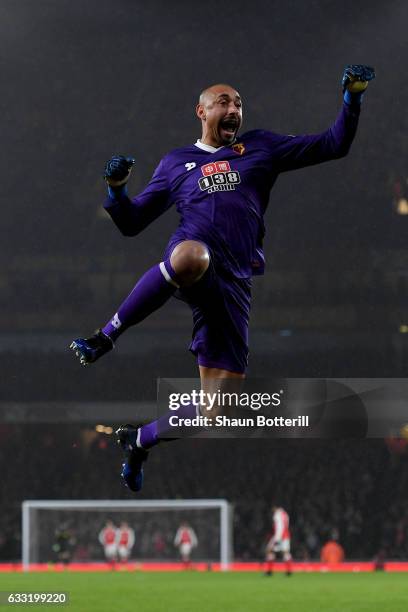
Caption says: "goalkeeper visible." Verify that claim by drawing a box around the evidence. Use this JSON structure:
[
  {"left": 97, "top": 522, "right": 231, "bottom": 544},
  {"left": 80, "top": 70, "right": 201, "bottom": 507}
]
[{"left": 70, "top": 65, "right": 375, "bottom": 491}]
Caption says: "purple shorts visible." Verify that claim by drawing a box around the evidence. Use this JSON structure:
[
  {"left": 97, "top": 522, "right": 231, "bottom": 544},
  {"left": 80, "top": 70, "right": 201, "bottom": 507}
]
[{"left": 176, "top": 264, "right": 252, "bottom": 374}]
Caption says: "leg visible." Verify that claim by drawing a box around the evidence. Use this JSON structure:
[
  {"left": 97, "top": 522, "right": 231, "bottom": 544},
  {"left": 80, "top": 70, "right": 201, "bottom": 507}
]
[
  {"left": 119, "top": 268, "right": 249, "bottom": 451},
  {"left": 105, "top": 545, "right": 117, "bottom": 570},
  {"left": 284, "top": 552, "right": 293, "bottom": 576},
  {"left": 116, "top": 365, "right": 245, "bottom": 492},
  {"left": 283, "top": 540, "right": 293, "bottom": 575},
  {"left": 180, "top": 543, "right": 193, "bottom": 569},
  {"left": 108, "top": 239, "right": 210, "bottom": 338},
  {"left": 265, "top": 546, "right": 276, "bottom": 576},
  {"left": 132, "top": 365, "right": 244, "bottom": 449},
  {"left": 70, "top": 240, "right": 210, "bottom": 365},
  {"left": 198, "top": 365, "right": 245, "bottom": 421},
  {"left": 116, "top": 267, "right": 251, "bottom": 491},
  {"left": 118, "top": 546, "right": 129, "bottom": 564}
]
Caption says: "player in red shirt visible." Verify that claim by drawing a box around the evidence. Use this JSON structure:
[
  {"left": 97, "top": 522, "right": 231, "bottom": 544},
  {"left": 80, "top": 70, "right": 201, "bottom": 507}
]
[
  {"left": 174, "top": 522, "right": 198, "bottom": 568},
  {"left": 117, "top": 521, "right": 135, "bottom": 563},
  {"left": 98, "top": 520, "right": 118, "bottom": 568},
  {"left": 265, "top": 506, "right": 292, "bottom": 576}
]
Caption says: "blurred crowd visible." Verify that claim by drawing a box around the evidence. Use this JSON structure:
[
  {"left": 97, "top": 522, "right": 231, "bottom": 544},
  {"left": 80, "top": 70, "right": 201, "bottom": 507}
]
[
  {"left": 3, "top": 248, "right": 408, "bottom": 335},
  {"left": 0, "top": 424, "right": 407, "bottom": 562}
]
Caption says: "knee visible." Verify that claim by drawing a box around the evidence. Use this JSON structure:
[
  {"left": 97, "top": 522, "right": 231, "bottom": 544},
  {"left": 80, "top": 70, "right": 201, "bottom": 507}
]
[{"left": 170, "top": 240, "right": 210, "bottom": 286}]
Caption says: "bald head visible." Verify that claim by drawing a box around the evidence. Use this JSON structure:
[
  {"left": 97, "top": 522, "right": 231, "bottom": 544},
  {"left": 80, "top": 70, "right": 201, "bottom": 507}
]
[
  {"left": 196, "top": 84, "right": 243, "bottom": 147},
  {"left": 199, "top": 83, "right": 240, "bottom": 106}
]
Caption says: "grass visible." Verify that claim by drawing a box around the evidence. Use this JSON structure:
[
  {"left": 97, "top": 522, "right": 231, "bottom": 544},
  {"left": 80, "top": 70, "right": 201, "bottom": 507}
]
[{"left": 0, "top": 571, "right": 407, "bottom": 611}]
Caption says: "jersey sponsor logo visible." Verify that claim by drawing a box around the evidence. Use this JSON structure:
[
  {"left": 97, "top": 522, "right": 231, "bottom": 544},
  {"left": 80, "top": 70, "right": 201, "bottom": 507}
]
[
  {"left": 185, "top": 162, "right": 196, "bottom": 171},
  {"left": 201, "top": 161, "right": 231, "bottom": 175},
  {"left": 232, "top": 142, "right": 245, "bottom": 155},
  {"left": 198, "top": 160, "right": 241, "bottom": 193}
]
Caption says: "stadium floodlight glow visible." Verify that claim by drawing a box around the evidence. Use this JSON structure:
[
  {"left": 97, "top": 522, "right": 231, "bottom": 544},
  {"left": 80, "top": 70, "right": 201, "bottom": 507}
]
[
  {"left": 22, "top": 499, "right": 233, "bottom": 571},
  {"left": 396, "top": 197, "right": 408, "bottom": 215}
]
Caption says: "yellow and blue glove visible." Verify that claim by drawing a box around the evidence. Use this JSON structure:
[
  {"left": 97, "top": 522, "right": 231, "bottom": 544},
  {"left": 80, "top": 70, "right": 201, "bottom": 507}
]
[{"left": 342, "top": 64, "right": 375, "bottom": 105}]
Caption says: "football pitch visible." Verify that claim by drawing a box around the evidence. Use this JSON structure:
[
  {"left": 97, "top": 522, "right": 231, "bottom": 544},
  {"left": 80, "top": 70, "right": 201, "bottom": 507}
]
[{"left": 0, "top": 572, "right": 407, "bottom": 611}]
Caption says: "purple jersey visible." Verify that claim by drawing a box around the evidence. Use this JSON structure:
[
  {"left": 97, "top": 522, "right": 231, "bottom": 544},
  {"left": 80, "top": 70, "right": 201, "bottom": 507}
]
[{"left": 105, "top": 102, "right": 360, "bottom": 278}]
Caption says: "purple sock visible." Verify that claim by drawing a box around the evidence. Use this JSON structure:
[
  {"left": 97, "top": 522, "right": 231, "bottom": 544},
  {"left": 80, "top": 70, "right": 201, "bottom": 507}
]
[
  {"left": 102, "top": 260, "right": 179, "bottom": 341},
  {"left": 139, "top": 403, "right": 200, "bottom": 449}
]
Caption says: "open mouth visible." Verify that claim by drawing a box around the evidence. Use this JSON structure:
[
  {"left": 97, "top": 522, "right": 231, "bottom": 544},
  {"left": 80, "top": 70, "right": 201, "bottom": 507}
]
[{"left": 220, "top": 118, "right": 239, "bottom": 137}]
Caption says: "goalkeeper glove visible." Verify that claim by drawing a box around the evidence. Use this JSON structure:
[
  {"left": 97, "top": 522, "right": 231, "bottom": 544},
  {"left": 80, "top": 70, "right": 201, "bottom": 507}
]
[
  {"left": 342, "top": 64, "right": 375, "bottom": 105},
  {"left": 104, "top": 155, "right": 135, "bottom": 199}
]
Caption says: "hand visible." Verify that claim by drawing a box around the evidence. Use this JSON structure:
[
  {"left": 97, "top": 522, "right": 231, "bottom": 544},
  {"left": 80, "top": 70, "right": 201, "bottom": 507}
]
[
  {"left": 342, "top": 64, "right": 376, "bottom": 94},
  {"left": 104, "top": 155, "right": 135, "bottom": 187}
]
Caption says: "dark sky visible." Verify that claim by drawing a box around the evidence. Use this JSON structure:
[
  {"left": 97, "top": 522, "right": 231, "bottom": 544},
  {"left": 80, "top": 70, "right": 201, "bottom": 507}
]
[{"left": 0, "top": 0, "right": 406, "bottom": 262}]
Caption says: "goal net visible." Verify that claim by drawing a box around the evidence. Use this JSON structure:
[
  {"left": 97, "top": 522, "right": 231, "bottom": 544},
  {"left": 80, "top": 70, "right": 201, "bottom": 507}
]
[{"left": 22, "top": 499, "right": 233, "bottom": 570}]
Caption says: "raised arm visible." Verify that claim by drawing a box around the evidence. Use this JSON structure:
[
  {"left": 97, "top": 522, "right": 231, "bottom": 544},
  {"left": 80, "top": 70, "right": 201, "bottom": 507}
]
[
  {"left": 103, "top": 156, "right": 172, "bottom": 236},
  {"left": 269, "top": 64, "right": 375, "bottom": 172}
]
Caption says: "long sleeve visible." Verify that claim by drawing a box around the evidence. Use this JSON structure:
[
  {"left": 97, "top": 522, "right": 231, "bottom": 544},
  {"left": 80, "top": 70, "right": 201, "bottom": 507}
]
[
  {"left": 127, "top": 529, "right": 135, "bottom": 549},
  {"left": 266, "top": 102, "right": 360, "bottom": 173},
  {"left": 174, "top": 528, "right": 181, "bottom": 547},
  {"left": 103, "top": 158, "right": 173, "bottom": 236},
  {"left": 190, "top": 529, "right": 198, "bottom": 548}
]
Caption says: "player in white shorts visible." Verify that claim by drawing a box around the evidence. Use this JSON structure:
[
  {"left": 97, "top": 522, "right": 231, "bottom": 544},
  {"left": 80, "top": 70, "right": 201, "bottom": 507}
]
[
  {"left": 265, "top": 506, "right": 292, "bottom": 576},
  {"left": 174, "top": 522, "right": 198, "bottom": 568},
  {"left": 117, "top": 521, "right": 135, "bottom": 562},
  {"left": 99, "top": 520, "right": 118, "bottom": 567}
]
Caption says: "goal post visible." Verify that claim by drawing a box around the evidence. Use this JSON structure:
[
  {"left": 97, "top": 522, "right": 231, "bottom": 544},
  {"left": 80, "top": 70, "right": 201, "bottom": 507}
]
[{"left": 22, "top": 499, "right": 233, "bottom": 571}]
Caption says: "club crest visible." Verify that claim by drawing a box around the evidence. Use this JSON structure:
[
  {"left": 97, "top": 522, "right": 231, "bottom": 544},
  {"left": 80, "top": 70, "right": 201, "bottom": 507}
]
[{"left": 232, "top": 143, "right": 245, "bottom": 155}]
